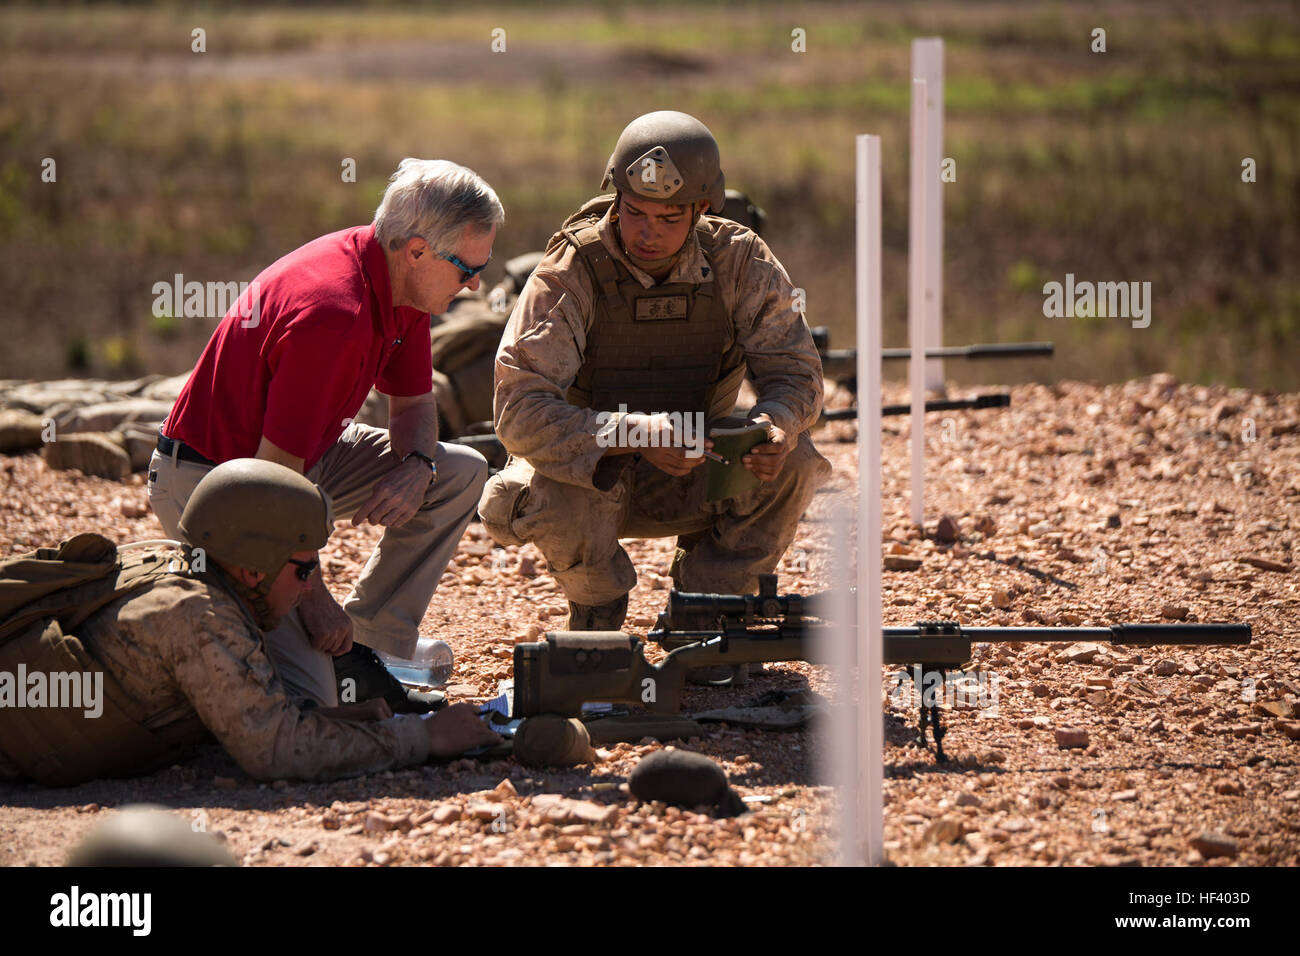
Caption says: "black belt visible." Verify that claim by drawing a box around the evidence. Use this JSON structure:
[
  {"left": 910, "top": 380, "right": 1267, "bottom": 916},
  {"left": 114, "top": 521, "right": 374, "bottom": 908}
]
[{"left": 156, "top": 431, "right": 217, "bottom": 467}]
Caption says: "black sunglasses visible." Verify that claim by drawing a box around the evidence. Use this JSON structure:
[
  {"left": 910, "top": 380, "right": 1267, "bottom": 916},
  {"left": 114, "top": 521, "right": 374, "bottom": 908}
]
[{"left": 286, "top": 558, "right": 319, "bottom": 582}]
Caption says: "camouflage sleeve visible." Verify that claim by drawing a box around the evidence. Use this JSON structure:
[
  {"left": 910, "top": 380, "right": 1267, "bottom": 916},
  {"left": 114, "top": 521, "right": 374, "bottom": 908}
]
[
  {"left": 725, "top": 233, "right": 824, "bottom": 435},
  {"left": 493, "top": 264, "right": 630, "bottom": 488},
  {"left": 163, "top": 590, "right": 431, "bottom": 781}
]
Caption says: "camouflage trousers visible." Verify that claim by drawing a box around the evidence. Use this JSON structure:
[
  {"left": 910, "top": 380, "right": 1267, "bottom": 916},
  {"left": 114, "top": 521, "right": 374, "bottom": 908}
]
[
  {"left": 479, "top": 432, "right": 831, "bottom": 606},
  {"left": 148, "top": 423, "right": 488, "bottom": 706}
]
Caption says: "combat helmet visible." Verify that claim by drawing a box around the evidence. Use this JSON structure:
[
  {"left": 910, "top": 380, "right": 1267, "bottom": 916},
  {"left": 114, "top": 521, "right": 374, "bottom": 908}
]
[
  {"left": 66, "top": 804, "right": 237, "bottom": 867},
  {"left": 178, "top": 459, "right": 332, "bottom": 625},
  {"left": 601, "top": 111, "right": 726, "bottom": 214}
]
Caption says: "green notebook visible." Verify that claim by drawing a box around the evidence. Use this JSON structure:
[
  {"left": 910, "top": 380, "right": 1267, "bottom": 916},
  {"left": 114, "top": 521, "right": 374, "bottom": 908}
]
[{"left": 705, "top": 420, "right": 772, "bottom": 502}]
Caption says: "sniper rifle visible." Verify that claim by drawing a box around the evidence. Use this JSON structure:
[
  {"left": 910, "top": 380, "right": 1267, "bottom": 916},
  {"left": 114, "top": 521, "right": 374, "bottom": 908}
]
[{"left": 511, "top": 575, "right": 1251, "bottom": 762}]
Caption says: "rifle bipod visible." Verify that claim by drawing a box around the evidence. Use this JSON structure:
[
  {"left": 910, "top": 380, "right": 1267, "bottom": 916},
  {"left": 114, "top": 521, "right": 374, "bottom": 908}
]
[
  {"left": 897, "top": 664, "right": 952, "bottom": 763},
  {"left": 904, "top": 621, "right": 965, "bottom": 763}
]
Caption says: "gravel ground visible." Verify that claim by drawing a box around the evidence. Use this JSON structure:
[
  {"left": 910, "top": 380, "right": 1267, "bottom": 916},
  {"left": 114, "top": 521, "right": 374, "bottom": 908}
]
[{"left": 0, "top": 373, "right": 1297, "bottom": 866}]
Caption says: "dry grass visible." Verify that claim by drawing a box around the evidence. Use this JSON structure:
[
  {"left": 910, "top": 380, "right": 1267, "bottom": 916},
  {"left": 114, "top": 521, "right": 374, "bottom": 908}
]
[{"left": 0, "top": 1, "right": 1296, "bottom": 387}]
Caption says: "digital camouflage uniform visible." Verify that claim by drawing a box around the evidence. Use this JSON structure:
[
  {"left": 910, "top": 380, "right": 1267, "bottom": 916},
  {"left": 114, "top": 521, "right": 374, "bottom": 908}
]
[{"left": 479, "top": 201, "right": 830, "bottom": 606}]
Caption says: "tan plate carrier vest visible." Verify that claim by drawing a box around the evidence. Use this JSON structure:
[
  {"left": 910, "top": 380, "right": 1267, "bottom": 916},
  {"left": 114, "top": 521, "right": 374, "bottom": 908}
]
[
  {"left": 557, "top": 196, "right": 748, "bottom": 421},
  {"left": 0, "top": 533, "right": 255, "bottom": 786}
]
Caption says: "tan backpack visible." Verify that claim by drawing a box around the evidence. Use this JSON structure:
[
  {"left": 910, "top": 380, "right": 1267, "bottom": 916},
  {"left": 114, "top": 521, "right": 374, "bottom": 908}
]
[{"left": 0, "top": 533, "right": 205, "bottom": 786}]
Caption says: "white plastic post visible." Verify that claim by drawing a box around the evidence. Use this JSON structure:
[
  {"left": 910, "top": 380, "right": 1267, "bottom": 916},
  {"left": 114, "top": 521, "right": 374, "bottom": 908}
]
[
  {"left": 828, "top": 498, "right": 857, "bottom": 865},
  {"left": 856, "top": 134, "right": 885, "bottom": 866},
  {"left": 913, "top": 37, "right": 945, "bottom": 393},
  {"left": 908, "top": 78, "right": 928, "bottom": 530}
]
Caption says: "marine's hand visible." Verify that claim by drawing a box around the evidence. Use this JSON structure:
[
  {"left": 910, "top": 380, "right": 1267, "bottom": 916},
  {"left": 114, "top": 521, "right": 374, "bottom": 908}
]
[
  {"left": 298, "top": 582, "right": 354, "bottom": 655},
  {"left": 637, "top": 413, "right": 712, "bottom": 477},
  {"left": 741, "top": 419, "right": 790, "bottom": 482},
  {"left": 425, "top": 703, "right": 503, "bottom": 760},
  {"left": 352, "top": 457, "right": 431, "bottom": 528}
]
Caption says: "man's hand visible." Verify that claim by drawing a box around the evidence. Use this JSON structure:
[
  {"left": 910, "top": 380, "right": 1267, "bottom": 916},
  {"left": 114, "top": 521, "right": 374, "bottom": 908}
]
[
  {"left": 352, "top": 456, "right": 431, "bottom": 528},
  {"left": 637, "top": 413, "right": 713, "bottom": 478},
  {"left": 314, "top": 697, "right": 393, "bottom": 722},
  {"left": 298, "top": 577, "right": 354, "bottom": 655},
  {"left": 424, "top": 702, "right": 503, "bottom": 760},
  {"left": 741, "top": 417, "right": 792, "bottom": 482}
]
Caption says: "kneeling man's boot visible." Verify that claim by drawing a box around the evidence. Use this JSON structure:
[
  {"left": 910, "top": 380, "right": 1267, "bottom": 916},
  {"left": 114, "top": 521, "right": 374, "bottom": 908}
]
[{"left": 566, "top": 594, "right": 629, "bottom": 631}]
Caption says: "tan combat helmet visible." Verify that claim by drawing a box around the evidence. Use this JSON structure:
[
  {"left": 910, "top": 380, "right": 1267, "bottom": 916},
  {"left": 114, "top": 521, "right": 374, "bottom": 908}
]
[
  {"left": 601, "top": 111, "right": 726, "bottom": 214},
  {"left": 66, "top": 804, "right": 237, "bottom": 867},
  {"left": 178, "top": 458, "right": 332, "bottom": 580}
]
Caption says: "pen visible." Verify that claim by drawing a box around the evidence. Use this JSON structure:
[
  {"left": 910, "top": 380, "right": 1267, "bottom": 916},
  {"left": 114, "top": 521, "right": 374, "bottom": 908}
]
[{"left": 703, "top": 450, "right": 731, "bottom": 465}]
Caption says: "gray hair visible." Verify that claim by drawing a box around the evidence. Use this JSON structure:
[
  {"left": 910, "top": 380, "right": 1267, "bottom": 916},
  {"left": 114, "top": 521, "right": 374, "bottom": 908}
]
[{"left": 374, "top": 158, "right": 505, "bottom": 254}]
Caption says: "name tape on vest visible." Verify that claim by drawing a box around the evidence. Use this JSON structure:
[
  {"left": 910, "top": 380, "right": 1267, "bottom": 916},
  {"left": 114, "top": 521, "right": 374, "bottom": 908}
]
[{"left": 635, "top": 296, "right": 690, "bottom": 321}]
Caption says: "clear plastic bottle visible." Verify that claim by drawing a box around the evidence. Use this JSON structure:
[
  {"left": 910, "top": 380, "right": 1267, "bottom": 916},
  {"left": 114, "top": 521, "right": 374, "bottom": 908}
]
[{"left": 378, "top": 637, "right": 454, "bottom": 687}]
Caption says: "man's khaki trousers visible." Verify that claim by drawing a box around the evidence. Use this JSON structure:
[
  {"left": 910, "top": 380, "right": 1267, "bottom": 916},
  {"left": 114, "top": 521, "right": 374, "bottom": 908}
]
[
  {"left": 479, "top": 431, "right": 831, "bottom": 606},
  {"left": 148, "top": 423, "right": 487, "bottom": 706}
]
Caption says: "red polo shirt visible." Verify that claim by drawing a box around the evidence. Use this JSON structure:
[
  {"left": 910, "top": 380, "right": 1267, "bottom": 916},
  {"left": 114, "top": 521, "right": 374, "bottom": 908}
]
[{"left": 165, "top": 225, "right": 431, "bottom": 472}]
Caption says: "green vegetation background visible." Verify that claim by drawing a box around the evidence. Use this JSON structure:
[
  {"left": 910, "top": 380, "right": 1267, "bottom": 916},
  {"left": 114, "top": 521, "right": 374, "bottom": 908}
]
[{"left": 0, "top": 1, "right": 1296, "bottom": 389}]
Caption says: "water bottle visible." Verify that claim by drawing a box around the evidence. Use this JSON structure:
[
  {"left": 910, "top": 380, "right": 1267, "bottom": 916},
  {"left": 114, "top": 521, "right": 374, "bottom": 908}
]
[{"left": 379, "top": 637, "right": 454, "bottom": 688}]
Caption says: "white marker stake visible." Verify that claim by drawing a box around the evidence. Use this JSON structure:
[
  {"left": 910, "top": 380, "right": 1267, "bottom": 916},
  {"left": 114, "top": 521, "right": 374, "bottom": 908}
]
[
  {"left": 828, "top": 497, "right": 857, "bottom": 866},
  {"left": 856, "top": 134, "right": 885, "bottom": 866},
  {"left": 908, "top": 78, "right": 928, "bottom": 530},
  {"left": 913, "top": 37, "right": 945, "bottom": 394}
]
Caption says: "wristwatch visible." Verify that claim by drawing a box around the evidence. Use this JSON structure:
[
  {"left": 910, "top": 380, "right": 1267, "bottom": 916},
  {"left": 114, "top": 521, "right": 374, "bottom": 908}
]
[{"left": 401, "top": 450, "right": 437, "bottom": 478}]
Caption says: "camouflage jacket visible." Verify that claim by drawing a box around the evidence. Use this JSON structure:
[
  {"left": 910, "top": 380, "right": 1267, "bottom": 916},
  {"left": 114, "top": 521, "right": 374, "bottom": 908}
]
[
  {"left": 79, "top": 575, "right": 431, "bottom": 781},
  {"left": 493, "top": 204, "right": 824, "bottom": 488}
]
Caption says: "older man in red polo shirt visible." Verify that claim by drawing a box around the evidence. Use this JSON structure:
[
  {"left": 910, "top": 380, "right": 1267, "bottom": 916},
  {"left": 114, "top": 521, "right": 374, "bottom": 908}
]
[{"left": 148, "top": 158, "right": 503, "bottom": 710}]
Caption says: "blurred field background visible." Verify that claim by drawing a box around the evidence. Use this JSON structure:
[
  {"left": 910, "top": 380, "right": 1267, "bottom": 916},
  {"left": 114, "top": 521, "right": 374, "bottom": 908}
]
[{"left": 0, "top": 0, "right": 1296, "bottom": 389}]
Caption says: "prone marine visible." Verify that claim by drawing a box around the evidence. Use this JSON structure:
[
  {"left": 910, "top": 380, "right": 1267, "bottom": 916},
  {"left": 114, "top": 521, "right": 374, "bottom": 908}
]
[{"left": 0, "top": 459, "right": 500, "bottom": 786}]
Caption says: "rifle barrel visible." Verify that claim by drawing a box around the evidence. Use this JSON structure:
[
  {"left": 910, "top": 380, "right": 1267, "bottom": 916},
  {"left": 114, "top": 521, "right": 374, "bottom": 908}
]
[
  {"left": 820, "top": 393, "right": 1011, "bottom": 421},
  {"left": 666, "top": 590, "right": 1252, "bottom": 647},
  {"left": 821, "top": 342, "right": 1055, "bottom": 364},
  {"left": 884, "top": 624, "right": 1252, "bottom": 644}
]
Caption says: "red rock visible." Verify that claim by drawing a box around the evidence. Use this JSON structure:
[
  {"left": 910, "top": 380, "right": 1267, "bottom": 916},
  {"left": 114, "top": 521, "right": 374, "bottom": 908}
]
[
  {"left": 934, "top": 515, "right": 960, "bottom": 544},
  {"left": 1055, "top": 727, "right": 1089, "bottom": 749},
  {"left": 1058, "top": 643, "right": 1102, "bottom": 664},
  {"left": 1189, "top": 831, "right": 1238, "bottom": 859},
  {"left": 884, "top": 555, "right": 922, "bottom": 571},
  {"left": 1241, "top": 556, "right": 1290, "bottom": 573},
  {"left": 922, "top": 817, "right": 963, "bottom": 844}
]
